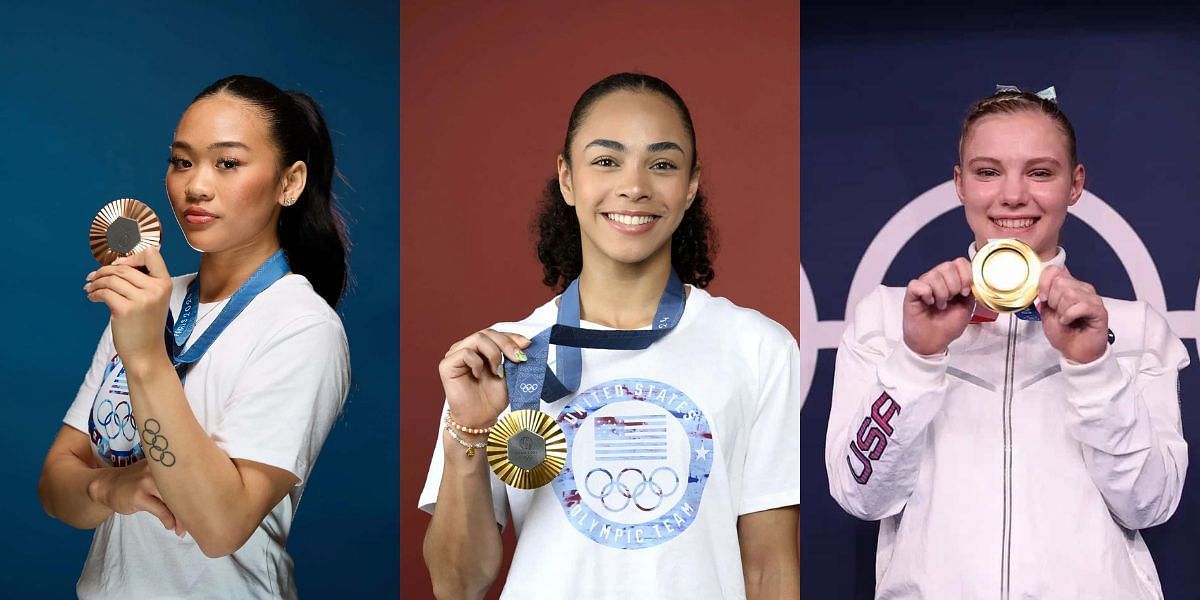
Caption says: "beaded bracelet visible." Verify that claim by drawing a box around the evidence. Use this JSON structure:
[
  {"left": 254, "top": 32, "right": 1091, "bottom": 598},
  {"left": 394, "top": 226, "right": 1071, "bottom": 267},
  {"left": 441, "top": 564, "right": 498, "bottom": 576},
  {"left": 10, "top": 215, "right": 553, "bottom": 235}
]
[
  {"left": 446, "top": 412, "right": 494, "bottom": 435},
  {"left": 444, "top": 424, "right": 487, "bottom": 458}
]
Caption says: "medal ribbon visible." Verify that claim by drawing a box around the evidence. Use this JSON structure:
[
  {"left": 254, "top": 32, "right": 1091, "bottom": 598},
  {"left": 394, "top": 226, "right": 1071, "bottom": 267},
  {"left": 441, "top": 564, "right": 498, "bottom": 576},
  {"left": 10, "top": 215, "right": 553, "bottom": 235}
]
[
  {"left": 505, "top": 270, "right": 686, "bottom": 411},
  {"left": 165, "top": 249, "right": 290, "bottom": 378},
  {"left": 969, "top": 300, "right": 1042, "bottom": 324}
]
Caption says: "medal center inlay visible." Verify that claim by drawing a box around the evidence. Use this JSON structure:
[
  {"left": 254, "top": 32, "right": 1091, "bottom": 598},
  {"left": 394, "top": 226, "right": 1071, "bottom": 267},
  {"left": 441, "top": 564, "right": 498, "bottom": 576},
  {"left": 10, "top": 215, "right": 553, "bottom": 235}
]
[
  {"left": 106, "top": 216, "right": 142, "bottom": 254},
  {"left": 982, "top": 250, "right": 1028, "bottom": 292},
  {"left": 507, "top": 429, "right": 547, "bottom": 470}
]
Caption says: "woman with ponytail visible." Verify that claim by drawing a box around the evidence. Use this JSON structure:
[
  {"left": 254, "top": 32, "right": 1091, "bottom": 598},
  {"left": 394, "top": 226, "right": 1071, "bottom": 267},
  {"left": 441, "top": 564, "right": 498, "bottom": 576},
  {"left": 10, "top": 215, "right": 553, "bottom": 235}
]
[{"left": 38, "top": 75, "right": 350, "bottom": 598}]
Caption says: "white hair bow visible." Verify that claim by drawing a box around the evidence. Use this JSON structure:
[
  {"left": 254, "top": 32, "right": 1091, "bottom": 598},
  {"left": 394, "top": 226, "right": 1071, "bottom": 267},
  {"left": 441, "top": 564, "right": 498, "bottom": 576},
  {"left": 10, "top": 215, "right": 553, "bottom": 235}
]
[{"left": 995, "top": 84, "right": 1057, "bottom": 104}]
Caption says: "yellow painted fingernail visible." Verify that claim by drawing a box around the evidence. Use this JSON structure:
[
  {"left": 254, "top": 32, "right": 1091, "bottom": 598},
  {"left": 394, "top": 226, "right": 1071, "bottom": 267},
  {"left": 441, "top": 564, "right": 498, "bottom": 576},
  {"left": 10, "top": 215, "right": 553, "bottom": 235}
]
[{"left": 515, "top": 350, "right": 527, "bottom": 362}]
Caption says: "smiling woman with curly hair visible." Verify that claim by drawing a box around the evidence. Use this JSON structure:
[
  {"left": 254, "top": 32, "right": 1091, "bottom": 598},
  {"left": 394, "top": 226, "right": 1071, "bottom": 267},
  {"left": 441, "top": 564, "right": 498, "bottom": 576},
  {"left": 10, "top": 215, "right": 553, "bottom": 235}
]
[{"left": 419, "top": 72, "right": 800, "bottom": 600}]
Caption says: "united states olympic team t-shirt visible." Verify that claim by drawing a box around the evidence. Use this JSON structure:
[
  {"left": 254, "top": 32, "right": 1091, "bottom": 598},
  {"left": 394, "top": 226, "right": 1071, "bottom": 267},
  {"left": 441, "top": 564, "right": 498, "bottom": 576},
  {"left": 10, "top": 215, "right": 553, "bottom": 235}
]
[
  {"left": 419, "top": 287, "right": 802, "bottom": 600},
  {"left": 64, "top": 273, "right": 349, "bottom": 599}
]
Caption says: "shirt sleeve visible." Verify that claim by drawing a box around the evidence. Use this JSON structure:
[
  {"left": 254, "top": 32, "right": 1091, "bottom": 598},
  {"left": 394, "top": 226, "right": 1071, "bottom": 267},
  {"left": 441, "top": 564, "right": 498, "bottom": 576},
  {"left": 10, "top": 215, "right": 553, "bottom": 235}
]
[
  {"left": 1061, "top": 301, "right": 1189, "bottom": 529},
  {"left": 738, "top": 324, "right": 804, "bottom": 515},
  {"left": 210, "top": 314, "right": 350, "bottom": 485},
  {"left": 64, "top": 322, "right": 117, "bottom": 434},
  {"left": 418, "top": 402, "right": 511, "bottom": 529},
  {"left": 825, "top": 286, "right": 949, "bottom": 521}
]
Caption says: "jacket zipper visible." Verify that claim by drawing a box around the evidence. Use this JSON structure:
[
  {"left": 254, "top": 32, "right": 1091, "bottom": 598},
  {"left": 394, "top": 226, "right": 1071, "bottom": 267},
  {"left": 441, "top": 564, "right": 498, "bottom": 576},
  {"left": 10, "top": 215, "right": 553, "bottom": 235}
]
[{"left": 1001, "top": 315, "right": 1017, "bottom": 600}]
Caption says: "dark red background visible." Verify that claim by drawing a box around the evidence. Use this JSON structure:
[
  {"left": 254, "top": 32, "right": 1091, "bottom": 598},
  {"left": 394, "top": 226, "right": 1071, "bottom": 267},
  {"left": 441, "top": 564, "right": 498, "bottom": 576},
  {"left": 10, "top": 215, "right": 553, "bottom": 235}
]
[{"left": 401, "top": 2, "right": 799, "bottom": 596}]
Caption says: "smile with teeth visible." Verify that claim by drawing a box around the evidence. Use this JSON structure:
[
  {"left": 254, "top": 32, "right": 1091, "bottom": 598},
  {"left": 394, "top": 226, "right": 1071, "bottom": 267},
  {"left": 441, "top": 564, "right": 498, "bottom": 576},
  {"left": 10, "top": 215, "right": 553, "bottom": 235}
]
[
  {"left": 991, "top": 217, "right": 1038, "bottom": 230},
  {"left": 605, "top": 213, "right": 659, "bottom": 226}
]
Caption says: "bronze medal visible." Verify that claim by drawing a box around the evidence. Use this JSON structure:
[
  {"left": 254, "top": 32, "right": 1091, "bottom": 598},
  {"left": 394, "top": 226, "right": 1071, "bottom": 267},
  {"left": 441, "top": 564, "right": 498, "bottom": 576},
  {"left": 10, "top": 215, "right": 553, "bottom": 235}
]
[
  {"left": 90, "top": 198, "right": 162, "bottom": 265},
  {"left": 971, "top": 238, "right": 1042, "bottom": 313},
  {"left": 487, "top": 409, "right": 567, "bottom": 489}
]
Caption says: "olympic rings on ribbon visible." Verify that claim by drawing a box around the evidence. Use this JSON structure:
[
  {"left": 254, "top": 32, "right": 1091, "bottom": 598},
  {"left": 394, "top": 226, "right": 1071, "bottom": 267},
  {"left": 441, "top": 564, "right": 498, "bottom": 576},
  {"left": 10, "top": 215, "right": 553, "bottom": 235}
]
[
  {"left": 140, "top": 418, "right": 176, "bottom": 467},
  {"left": 584, "top": 466, "right": 681, "bottom": 512},
  {"left": 519, "top": 383, "right": 540, "bottom": 393}
]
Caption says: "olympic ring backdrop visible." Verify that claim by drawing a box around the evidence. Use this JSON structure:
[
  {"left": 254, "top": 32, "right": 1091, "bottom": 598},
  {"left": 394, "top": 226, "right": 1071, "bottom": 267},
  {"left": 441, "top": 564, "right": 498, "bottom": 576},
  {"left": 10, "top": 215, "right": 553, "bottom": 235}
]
[
  {"left": 800, "top": 7, "right": 1200, "bottom": 598},
  {"left": 5, "top": 3, "right": 398, "bottom": 597}
]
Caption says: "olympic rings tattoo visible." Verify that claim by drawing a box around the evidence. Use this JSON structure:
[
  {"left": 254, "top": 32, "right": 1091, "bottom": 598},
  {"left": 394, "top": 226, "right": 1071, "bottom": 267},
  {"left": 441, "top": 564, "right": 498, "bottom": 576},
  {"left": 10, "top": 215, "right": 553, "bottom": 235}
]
[
  {"left": 140, "top": 418, "right": 176, "bottom": 467},
  {"left": 584, "top": 467, "right": 680, "bottom": 512}
]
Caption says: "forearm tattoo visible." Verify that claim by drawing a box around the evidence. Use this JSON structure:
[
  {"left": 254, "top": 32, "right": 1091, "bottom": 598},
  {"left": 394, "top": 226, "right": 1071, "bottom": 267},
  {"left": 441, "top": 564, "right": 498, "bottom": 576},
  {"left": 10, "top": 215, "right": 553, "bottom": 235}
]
[{"left": 141, "top": 418, "right": 177, "bottom": 467}]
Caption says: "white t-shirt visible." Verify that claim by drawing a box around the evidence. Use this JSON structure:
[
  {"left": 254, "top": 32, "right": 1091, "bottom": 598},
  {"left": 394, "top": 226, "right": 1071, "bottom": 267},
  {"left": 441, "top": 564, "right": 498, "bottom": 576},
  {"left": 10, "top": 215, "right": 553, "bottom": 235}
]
[
  {"left": 419, "top": 287, "right": 802, "bottom": 600},
  {"left": 63, "top": 273, "right": 350, "bottom": 600}
]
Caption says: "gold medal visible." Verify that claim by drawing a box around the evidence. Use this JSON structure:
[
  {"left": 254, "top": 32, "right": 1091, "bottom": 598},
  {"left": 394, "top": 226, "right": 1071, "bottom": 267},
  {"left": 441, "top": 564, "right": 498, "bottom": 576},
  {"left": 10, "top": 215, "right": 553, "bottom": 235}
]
[
  {"left": 89, "top": 198, "right": 162, "bottom": 265},
  {"left": 971, "top": 238, "right": 1042, "bottom": 312},
  {"left": 487, "top": 409, "right": 567, "bottom": 489}
]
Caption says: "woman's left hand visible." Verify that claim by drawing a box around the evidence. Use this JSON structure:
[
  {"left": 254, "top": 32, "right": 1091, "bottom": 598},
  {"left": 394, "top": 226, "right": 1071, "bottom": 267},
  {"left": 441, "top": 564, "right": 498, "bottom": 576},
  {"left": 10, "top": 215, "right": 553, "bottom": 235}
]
[
  {"left": 84, "top": 246, "right": 173, "bottom": 370},
  {"left": 1038, "top": 265, "right": 1109, "bottom": 364}
]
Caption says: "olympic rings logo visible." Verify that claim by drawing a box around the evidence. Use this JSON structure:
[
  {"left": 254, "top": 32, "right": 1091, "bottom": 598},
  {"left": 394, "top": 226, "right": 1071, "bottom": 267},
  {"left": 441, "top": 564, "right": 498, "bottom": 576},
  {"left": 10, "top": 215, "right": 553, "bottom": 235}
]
[
  {"left": 140, "top": 419, "right": 176, "bottom": 467},
  {"left": 519, "top": 383, "right": 539, "bottom": 393},
  {"left": 584, "top": 467, "right": 680, "bottom": 512},
  {"left": 96, "top": 399, "right": 136, "bottom": 441}
]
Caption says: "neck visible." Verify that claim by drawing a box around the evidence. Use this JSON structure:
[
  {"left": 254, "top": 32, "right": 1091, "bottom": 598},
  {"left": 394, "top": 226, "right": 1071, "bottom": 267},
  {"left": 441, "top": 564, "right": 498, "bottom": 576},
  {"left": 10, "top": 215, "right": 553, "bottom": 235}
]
[
  {"left": 197, "top": 234, "right": 282, "bottom": 302},
  {"left": 1036, "top": 245, "right": 1059, "bottom": 263},
  {"left": 576, "top": 247, "right": 673, "bottom": 329}
]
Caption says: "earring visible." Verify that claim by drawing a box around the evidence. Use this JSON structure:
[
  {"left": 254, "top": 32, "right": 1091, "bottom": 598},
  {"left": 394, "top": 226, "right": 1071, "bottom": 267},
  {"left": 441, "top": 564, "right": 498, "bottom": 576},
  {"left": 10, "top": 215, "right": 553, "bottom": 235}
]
[{"left": 282, "top": 197, "right": 297, "bottom": 207}]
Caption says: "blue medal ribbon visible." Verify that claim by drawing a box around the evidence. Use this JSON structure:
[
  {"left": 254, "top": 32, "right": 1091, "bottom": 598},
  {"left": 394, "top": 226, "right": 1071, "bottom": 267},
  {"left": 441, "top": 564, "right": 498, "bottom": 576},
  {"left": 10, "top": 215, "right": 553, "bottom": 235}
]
[
  {"left": 505, "top": 270, "right": 686, "bottom": 411},
  {"left": 1014, "top": 304, "right": 1041, "bottom": 321},
  {"left": 164, "top": 249, "right": 290, "bottom": 379}
]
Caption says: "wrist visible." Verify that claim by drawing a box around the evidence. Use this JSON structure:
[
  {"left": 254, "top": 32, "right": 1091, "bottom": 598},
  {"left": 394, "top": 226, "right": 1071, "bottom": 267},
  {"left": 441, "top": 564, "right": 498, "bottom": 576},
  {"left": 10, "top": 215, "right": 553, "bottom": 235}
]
[
  {"left": 1062, "top": 340, "right": 1107, "bottom": 365},
  {"left": 120, "top": 350, "right": 174, "bottom": 380},
  {"left": 86, "top": 469, "right": 111, "bottom": 508},
  {"left": 902, "top": 337, "right": 948, "bottom": 358},
  {"left": 441, "top": 428, "right": 491, "bottom": 469},
  {"left": 1062, "top": 343, "right": 1108, "bottom": 367},
  {"left": 881, "top": 339, "right": 950, "bottom": 390}
]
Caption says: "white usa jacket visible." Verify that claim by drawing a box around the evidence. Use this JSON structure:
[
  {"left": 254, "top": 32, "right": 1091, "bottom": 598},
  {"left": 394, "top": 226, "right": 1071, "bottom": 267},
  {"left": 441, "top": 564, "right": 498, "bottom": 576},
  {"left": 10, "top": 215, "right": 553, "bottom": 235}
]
[{"left": 826, "top": 256, "right": 1189, "bottom": 600}]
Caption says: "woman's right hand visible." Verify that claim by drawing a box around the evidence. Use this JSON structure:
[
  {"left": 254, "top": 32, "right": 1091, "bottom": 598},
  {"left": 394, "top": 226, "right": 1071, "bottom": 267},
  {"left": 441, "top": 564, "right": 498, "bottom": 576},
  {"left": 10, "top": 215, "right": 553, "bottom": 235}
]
[
  {"left": 902, "top": 258, "right": 974, "bottom": 356},
  {"left": 87, "top": 460, "right": 184, "bottom": 536},
  {"left": 439, "top": 329, "right": 532, "bottom": 429}
]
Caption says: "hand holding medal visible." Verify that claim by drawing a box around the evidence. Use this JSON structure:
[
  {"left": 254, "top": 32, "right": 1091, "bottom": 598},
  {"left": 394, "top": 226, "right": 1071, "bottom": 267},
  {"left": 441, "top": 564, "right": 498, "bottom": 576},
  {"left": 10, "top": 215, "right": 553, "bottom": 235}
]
[
  {"left": 438, "top": 330, "right": 534, "bottom": 453},
  {"left": 439, "top": 272, "right": 687, "bottom": 490},
  {"left": 85, "top": 199, "right": 174, "bottom": 371},
  {"left": 902, "top": 256, "right": 975, "bottom": 355},
  {"left": 972, "top": 238, "right": 1107, "bottom": 361},
  {"left": 1036, "top": 265, "right": 1108, "bottom": 364}
]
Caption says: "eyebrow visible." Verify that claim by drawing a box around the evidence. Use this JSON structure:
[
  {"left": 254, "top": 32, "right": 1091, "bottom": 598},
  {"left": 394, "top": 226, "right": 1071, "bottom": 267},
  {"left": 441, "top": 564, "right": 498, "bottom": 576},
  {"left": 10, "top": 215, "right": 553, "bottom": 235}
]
[
  {"left": 583, "top": 139, "right": 685, "bottom": 155},
  {"left": 966, "top": 156, "right": 1063, "bottom": 167},
  {"left": 1025, "top": 156, "right": 1063, "bottom": 166},
  {"left": 171, "top": 141, "right": 252, "bottom": 151}
]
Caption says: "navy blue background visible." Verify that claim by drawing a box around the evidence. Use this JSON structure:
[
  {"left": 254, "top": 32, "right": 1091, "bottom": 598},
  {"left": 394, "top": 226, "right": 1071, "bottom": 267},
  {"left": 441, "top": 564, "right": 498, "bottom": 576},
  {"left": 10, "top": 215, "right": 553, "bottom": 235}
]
[
  {"left": 0, "top": 2, "right": 398, "bottom": 596},
  {"left": 801, "top": 3, "right": 1200, "bottom": 598}
]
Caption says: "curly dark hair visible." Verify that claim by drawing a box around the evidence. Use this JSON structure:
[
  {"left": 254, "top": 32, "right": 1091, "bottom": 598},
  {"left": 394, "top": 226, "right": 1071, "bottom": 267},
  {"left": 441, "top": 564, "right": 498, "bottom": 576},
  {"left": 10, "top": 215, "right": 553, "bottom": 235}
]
[{"left": 534, "top": 72, "right": 717, "bottom": 292}]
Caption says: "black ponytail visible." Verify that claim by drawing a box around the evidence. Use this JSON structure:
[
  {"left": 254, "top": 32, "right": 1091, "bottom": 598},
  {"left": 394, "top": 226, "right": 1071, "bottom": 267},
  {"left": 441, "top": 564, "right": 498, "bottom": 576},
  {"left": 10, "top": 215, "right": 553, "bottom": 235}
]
[{"left": 193, "top": 75, "right": 349, "bottom": 307}]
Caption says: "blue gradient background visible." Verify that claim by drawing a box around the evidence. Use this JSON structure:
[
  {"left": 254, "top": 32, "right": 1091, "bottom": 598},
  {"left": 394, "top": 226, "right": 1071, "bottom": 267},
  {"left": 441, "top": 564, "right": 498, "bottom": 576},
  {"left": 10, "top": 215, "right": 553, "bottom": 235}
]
[{"left": 0, "top": 2, "right": 398, "bottom": 596}]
